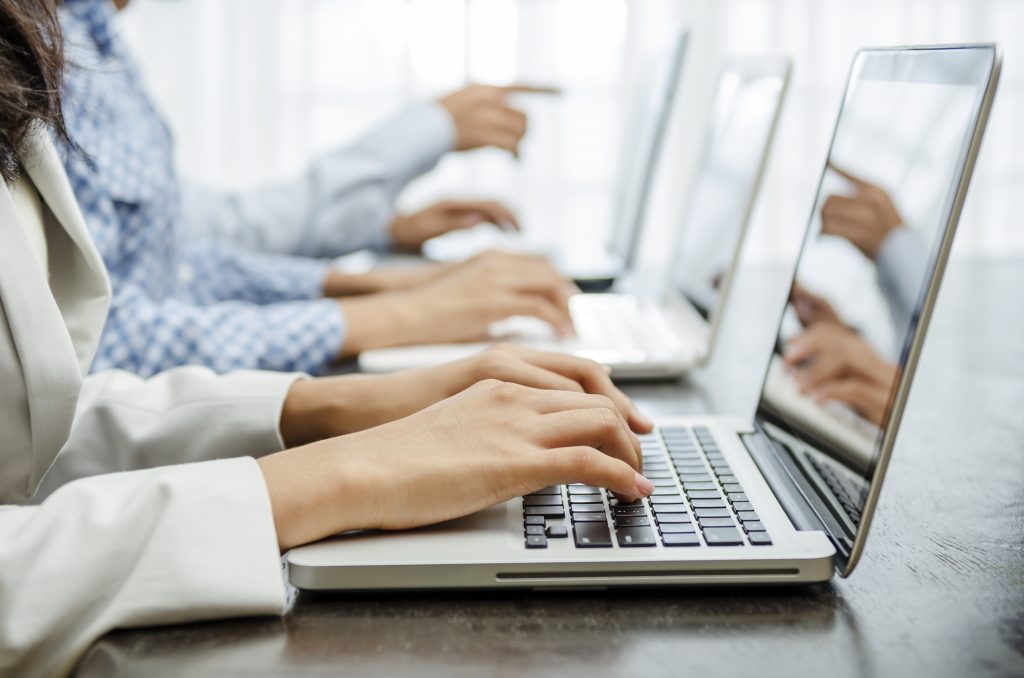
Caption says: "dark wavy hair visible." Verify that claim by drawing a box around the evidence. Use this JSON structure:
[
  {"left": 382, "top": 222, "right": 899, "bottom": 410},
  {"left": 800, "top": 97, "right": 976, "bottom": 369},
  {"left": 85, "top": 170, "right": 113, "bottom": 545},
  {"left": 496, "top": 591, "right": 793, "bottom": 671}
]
[{"left": 0, "top": 0, "right": 70, "bottom": 184}]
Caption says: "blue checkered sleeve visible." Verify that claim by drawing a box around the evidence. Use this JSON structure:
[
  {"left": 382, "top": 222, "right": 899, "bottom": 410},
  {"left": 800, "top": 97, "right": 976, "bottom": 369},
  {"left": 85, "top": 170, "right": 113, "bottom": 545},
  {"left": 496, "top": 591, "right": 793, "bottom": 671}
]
[
  {"left": 91, "top": 285, "right": 345, "bottom": 377},
  {"left": 180, "top": 238, "right": 331, "bottom": 306}
]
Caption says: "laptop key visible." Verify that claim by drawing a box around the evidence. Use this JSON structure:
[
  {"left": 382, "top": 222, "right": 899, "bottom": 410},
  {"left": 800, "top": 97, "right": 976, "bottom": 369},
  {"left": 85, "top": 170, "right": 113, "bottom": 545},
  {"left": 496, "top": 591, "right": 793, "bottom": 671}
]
[
  {"left": 723, "top": 483, "right": 744, "bottom": 493},
  {"left": 524, "top": 495, "right": 564, "bottom": 507},
  {"left": 655, "top": 514, "right": 692, "bottom": 524},
  {"left": 528, "top": 486, "right": 561, "bottom": 496},
  {"left": 662, "top": 533, "right": 701, "bottom": 547},
  {"left": 546, "top": 525, "right": 569, "bottom": 538},
  {"left": 702, "top": 527, "right": 744, "bottom": 546},
  {"left": 525, "top": 535, "right": 548, "bottom": 548},
  {"left": 651, "top": 487, "right": 682, "bottom": 496},
  {"left": 732, "top": 501, "right": 754, "bottom": 512},
  {"left": 616, "top": 527, "right": 657, "bottom": 547},
  {"left": 568, "top": 485, "right": 602, "bottom": 495},
  {"left": 650, "top": 496, "right": 686, "bottom": 505},
  {"left": 652, "top": 478, "right": 679, "bottom": 487},
  {"left": 728, "top": 492, "right": 749, "bottom": 503},
  {"left": 651, "top": 505, "right": 688, "bottom": 514},
  {"left": 612, "top": 505, "right": 647, "bottom": 516},
  {"left": 682, "top": 482, "right": 718, "bottom": 491},
  {"left": 524, "top": 506, "right": 565, "bottom": 518},
  {"left": 698, "top": 517, "right": 736, "bottom": 528},
  {"left": 690, "top": 499, "right": 727, "bottom": 509},
  {"left": 686, "top": 490, "right": 722, "bottom": 500},
  {"left": 737, "top": 511, "right": 760, "bottom": 522},
  {"left": 613, "top": 516, "right": 651, "bottom": 528},
  {"left": 524, "top": 515, "right": 545, "bottom": 526},
  {"left": 572, "top": 512, "right": 608, "bottom": 523},
  {"left": 747, "top": 531, "right": 772, "bottom": 545},
  {"left": 574, "top": 522, "right": 613, "bottom": 548},
  {"left": 659, "top": 523, "right": 696, "bottom": 534},
  {"left": 525, "top": 525, "right": 545, "bottom": 536},
  {"left": 695, "top": 508, "right": 732, "bottom": 518},
  {"left": 743, "top": 521, "right": 766, "bottom": 532}
]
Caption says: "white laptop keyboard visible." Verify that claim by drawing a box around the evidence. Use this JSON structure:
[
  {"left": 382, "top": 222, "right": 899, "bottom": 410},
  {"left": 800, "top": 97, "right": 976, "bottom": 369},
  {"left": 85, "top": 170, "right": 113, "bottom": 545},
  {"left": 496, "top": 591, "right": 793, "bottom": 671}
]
[{"left": 490, "top": 295, "right": 692, "bottom": 363}]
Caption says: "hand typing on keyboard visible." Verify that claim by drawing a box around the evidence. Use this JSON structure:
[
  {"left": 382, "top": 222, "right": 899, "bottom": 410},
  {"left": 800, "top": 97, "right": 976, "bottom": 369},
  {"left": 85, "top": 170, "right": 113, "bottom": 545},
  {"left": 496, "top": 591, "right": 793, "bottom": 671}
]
[
  {"left": 281, "top": 344, "right": 653, "bottom": 444},
  {"left": 259, "top": 379, "right": 655, "bottom": 550}
]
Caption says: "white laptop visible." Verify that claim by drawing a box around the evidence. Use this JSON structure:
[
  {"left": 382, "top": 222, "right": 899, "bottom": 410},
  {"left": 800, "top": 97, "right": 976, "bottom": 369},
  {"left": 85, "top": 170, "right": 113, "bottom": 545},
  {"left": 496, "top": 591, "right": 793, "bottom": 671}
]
[
  {"left": 289, "top": 45, "right": 1000, "bottom": 591},
  {"left": 360, "top": 55, "right": 792, "bottom": 379},
  {"left": 423, "top": 29, "right": 690, "bottom": 292}
]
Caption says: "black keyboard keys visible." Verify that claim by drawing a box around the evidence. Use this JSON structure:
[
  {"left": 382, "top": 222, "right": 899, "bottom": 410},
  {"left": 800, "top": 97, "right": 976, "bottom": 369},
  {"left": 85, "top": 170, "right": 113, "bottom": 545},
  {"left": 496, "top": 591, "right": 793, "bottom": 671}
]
[
  {"left": 662, "top": 533, "right": 700, "bottom": 547},
  {"left": 525, "top": 534, "right": 548, "bottom": 548},
  {"left": 702, "top": 526, "right": 744, "bottom": 546},
  {"left": 524, "top": 506, "right": 565, "bottom": 518},
  {"left": 574, "top": 521, "right": 613, "bottom": 548},
  {"left": 616, "top": 526, "right": 656, "bottom": 547},
  {"left": 523, "top": 495, "right": 564, "bottom": 507}
]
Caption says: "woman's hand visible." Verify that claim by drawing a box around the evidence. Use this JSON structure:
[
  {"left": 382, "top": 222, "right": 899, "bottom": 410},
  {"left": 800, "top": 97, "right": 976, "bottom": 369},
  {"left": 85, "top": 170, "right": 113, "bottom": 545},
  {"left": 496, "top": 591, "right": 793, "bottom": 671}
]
[
  {"left": 338, "top": 250, "right": 578, "bottom": 357},
  {"left": 390, "top": 199, "right": 520, "bottom": 251},
  {"left": 260, "top": 380, "right": 655, "bottom": 551},
  {"left": 280, "top": 344, "right": 652, "bottom": 446}
]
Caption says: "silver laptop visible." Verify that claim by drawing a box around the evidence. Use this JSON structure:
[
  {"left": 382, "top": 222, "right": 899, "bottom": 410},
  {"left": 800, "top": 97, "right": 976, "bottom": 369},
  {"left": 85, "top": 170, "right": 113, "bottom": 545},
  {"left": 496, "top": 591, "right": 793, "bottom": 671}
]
[
  {"left": 359, "top": 55, "right": 791, "bottom": 379},
  {"left": 422, "top": 29, "right": 690, "bottom": 291},
  {"left": 290, "top": 44, "right": 999, "bottom": 591}
]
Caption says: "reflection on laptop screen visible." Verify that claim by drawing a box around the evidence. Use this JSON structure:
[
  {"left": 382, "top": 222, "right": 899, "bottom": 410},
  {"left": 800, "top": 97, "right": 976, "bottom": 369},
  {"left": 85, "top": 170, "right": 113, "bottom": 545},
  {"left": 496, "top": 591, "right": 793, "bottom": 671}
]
[
  {"left": 758, "top": 47, "right": 997, "bottom": 522},
  {"left": 607, "top": 30, "right": 688, "bottom": 266},
  {"left": 674, "top": 59, "right": 789, "bottom": 318}
]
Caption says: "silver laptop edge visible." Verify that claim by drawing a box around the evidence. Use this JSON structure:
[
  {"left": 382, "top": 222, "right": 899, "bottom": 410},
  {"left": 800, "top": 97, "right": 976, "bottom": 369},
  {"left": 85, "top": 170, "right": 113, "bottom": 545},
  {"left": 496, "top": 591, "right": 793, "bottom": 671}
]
[{"left": 746, "top": 44, "right": 1001, "bottom": 578}]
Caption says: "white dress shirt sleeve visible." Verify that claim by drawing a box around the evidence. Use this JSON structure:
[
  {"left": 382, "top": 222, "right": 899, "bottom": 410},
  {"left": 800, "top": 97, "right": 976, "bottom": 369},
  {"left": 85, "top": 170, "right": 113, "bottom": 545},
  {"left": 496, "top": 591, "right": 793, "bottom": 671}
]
[
  {"left": 33, "top": 367, "right": 303, "bottom": 501},
  {"left": 182, "top": 102, "right": 456, "bottom": 257},
  {"left": 0, "top": 457, "right": 286, "bottom": 678}
]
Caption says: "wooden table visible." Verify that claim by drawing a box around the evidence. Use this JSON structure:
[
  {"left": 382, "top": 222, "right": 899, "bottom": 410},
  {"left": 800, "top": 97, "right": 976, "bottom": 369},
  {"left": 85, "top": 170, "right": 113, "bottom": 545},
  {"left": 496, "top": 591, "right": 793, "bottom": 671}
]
[{"left": 76, "top": 258, "right": 1024, "bottom": 677}]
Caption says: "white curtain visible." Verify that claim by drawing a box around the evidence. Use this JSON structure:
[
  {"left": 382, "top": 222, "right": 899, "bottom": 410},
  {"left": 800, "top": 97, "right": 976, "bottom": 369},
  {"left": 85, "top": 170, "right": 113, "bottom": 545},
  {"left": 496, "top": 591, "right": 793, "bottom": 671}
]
[{"left": 120, "top": 0, "right": 1023, "bottom": 262}]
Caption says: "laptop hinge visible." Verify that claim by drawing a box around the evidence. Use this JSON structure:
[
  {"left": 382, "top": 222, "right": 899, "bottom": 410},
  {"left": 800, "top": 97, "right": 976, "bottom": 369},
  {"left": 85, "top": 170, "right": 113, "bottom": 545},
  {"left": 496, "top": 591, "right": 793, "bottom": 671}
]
[{"left": 742, "top": 424, "right": 853, "bottom": 565}]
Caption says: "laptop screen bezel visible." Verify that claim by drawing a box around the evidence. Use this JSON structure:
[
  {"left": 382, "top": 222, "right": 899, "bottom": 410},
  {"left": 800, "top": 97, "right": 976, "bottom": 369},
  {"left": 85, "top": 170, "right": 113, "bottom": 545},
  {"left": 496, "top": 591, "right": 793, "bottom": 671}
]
[
  {"left": 750, "top": 44, "right": 1001, "bottom": 577},
  {"left": 605, "top": 29, "right": 690, "bottom": 269},
  {"left": 673, "top": 55, "right": 793, "bottom": 349}
]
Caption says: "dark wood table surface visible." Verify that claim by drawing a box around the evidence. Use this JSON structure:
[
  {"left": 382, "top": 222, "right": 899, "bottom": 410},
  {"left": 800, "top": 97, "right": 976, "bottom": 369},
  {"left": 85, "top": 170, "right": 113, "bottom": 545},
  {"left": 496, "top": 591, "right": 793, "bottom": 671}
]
[{"left": 75, "top": 257, "right": 1024, "bottom": 677}]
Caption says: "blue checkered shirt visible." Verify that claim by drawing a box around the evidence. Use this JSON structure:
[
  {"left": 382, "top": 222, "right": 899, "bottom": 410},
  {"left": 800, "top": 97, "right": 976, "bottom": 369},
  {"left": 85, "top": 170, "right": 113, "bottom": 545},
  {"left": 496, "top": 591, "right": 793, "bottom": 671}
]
[{"left": 58, "top": 0, "right": 452, "bottom": 377}]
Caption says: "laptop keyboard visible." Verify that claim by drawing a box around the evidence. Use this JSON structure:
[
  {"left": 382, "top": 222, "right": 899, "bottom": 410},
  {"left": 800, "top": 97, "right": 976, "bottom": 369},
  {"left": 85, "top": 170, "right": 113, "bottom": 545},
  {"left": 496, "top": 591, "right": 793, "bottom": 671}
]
[
  {"left": 521, "top": 426, "right": 772, "bottom": 549},
  {"left": 570, "top": 298, "right": 683, "bottom": 357}
]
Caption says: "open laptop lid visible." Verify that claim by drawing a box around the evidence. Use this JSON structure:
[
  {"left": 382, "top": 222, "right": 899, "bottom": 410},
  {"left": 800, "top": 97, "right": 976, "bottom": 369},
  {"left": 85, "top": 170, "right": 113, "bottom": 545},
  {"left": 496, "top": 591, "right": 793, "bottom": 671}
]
[
  {"left": 753, "top": 45, "right": 1001, "bottom": 577},
  {"left": 670, "top": 56, "right": 791, "bottom": 353},
  {"left": 605, "top": 29, "right": 689, "bottom": 270}
]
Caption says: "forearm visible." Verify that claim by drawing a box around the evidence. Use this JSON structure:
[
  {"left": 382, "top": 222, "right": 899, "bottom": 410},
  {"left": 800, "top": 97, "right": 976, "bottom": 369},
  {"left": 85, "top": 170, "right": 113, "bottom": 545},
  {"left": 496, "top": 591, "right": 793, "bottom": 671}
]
[{"left": 34, "top": 368, "right": 302, "bottom": 500}]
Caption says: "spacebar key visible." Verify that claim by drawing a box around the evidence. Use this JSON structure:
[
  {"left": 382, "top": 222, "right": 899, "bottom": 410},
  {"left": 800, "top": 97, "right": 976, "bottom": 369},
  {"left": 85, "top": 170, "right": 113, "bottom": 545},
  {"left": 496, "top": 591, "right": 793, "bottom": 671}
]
[{"left": 574, "top": 521, "right": 612, "bottom": 548}]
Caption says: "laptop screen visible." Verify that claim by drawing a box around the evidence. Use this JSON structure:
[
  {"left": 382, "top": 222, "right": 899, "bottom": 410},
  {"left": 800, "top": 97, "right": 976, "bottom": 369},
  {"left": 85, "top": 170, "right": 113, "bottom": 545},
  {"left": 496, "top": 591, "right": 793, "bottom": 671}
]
[
  {"left": 755, "top": 47, "right": 997, "bottom": 539},
  {"left": 606, "top": 30, "right": 688, "bottom": 268},
  {"left": 673, "top": 58, "right": 789, "bottom": 321}
]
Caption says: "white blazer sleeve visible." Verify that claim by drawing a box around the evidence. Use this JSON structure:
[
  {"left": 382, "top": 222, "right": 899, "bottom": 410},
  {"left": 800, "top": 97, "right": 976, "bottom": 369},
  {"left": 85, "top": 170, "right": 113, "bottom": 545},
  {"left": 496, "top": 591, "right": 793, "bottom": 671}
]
[
  {"left": 182, "top": 103, "right": 455, "bottom": 258},
  {"left": 0, "top": 457, "right": 286, "bottom": 678},
  {"left": 32, "top": 367, "right": 303, "bottom": 501}
]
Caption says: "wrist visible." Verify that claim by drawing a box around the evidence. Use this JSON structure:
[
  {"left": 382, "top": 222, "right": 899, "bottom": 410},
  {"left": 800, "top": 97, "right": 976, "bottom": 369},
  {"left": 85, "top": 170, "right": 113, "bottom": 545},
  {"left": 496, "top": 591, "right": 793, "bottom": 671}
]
[
  {"left": 338, "top": 292, "right": 423, "bottom": 357},
  {"left": 389, "top": 214, "right": 421, "bottom": 252},
  {"left": 258, "top": 435, "right": 385, "bottom": 550},
  {"left": 279, "top": 378, "right": 336, "bottom": 447}
]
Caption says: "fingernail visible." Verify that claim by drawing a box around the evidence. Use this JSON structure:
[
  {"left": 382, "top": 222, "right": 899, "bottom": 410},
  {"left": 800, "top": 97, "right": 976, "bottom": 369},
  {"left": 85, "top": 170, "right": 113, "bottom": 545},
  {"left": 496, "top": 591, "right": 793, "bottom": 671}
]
[
  {"left": 635, "top": 412, "right": 654, "bottom": 429},
  {"left": 603, "top": 365, "right": 613, "bottom": 374},
  {"left": 634, "top": 472, "right": 654, "bottom": 496}
]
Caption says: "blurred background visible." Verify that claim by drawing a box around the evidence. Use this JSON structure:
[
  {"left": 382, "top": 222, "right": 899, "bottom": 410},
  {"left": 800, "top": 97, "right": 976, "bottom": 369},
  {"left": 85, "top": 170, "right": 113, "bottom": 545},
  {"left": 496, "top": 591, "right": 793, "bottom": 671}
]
[{"left": 120, "top": 0, "right": 1022, "bottom": 268}]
